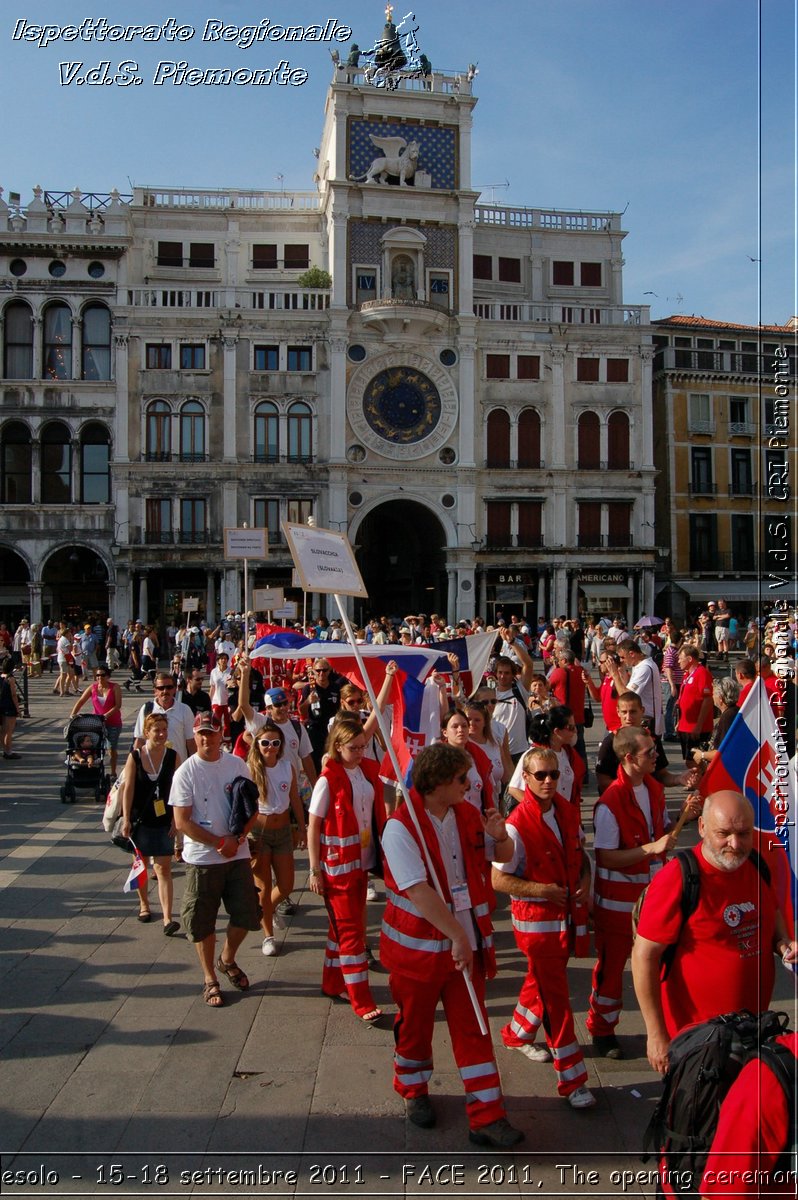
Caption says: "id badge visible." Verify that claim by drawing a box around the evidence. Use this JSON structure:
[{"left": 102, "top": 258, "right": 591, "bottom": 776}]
[
  {"left": 360, "top": 827, "right": 371, "bottom": 849},
  {"left": 451, "top": 882, "right": 472, "bottom": 912},
  {"left": 153, "top": 798, "right": 166, "bottom": 818}
]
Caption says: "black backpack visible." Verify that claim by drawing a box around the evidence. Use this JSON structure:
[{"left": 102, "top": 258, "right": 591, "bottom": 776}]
[{"left": 643, "top": 1008, "right": 793, "bottom": 1195}]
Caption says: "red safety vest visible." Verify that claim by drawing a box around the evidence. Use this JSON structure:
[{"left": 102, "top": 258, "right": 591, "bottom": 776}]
[
  {"left": 507, "top": 790, "right": 590, "bottom": 957},
  {"left": 380, "top": 793, "right": 497, "bottom": 984},
  {"left": 319, "top": 757, "right": 386, "bottom": 887},
  {"left": 593, "top": 766, "right": 667, "bottom": 925}
]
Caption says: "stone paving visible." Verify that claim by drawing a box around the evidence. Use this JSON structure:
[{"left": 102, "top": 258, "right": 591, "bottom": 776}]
[{"left": 0, "top": 667, "right": 794, "bottom": 1199}]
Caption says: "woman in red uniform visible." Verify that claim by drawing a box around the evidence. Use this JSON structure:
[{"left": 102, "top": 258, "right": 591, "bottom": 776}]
[
  {"left": 307, "top": 714, "right": 387, "bottom": 1022},
  {"left": 439, "top": 708, "right": 494, "bottom": 814}
]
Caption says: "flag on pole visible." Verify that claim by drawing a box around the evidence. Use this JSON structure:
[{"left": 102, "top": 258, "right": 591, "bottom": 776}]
[
  {"left": 123, "top": 843, "right": 148, "bottom": 893},
  {"left": 699, "top": 677, "right": 796, "bottom": 926}
]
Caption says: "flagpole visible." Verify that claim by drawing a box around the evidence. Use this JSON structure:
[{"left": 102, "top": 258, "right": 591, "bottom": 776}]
[{"left": 332, "top": 593, "right": 488, "bottom": 1036}]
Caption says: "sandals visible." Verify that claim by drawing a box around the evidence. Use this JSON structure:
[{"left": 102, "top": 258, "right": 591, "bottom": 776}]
[
  {"left": 216, "top": 957, "right": 249, "bottom": 990},
  {"left": 137, "top": 911, "right": 152, "bottom": 923},
  {"left": 203, "top": 981, "right": 224, "bottom": 1007},
  {"left": 163, "top": 921, "right": 180, "bottom": 937},
  {"left": 360, "top": 1008, "right": 383, "bottom": 1024}
]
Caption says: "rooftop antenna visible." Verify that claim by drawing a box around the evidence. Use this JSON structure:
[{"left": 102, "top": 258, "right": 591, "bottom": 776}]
[
  {"left": 275, "top": 173, "right": 285, "bottom": 193},
  {"left": 476, "top": 180, "right": 509, "bottom": 204}
]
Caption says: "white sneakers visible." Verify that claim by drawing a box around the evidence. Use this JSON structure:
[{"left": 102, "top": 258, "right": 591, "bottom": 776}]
[
  {"left": 261, "top": 936, "right": 278, "bottom": 956},
  {"left": 513, "top": 1043, "right": 552, "bottom": 1063},
  {"left": 271, "top": 910, "right": 285, "bottom": 930},
  {"left": 366, "top": 882, "right": 378, "bottom": 902},
  {"left": 568, "top": 1085, "right": 597, "bottom": 1109}
]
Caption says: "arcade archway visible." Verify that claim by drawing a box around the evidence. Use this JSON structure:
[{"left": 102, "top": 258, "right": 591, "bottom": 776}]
[
  {"left": 42, "top": 545, "right": 110, "bottom": 625},
  {"left": 0, "top": 546, "right": 32, "bottom": 628},
  {"left": 354, "top": 500, "right": 448, "bottom": 620}
]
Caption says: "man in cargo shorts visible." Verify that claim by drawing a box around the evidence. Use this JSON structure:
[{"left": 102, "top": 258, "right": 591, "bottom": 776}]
[{"left": 170, "top": 711, "right": 261, "bottom": 1007}]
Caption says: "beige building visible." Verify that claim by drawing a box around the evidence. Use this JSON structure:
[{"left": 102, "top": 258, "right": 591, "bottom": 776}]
[
  {"left": 0, "top": 38, "right": 656, "bottom": 629},
  {"left": 652, "top": 314, "right": 797, "bottom": 622}
]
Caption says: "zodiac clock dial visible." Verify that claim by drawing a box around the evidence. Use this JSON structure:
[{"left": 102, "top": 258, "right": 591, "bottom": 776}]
[{"left": 362, "top": 366, "right": 442, "bottom": 444}]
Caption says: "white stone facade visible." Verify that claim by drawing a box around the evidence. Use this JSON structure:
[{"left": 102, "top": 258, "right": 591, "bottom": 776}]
[{"left": 0, "top": 64, "right": 656, "bottom": 630}]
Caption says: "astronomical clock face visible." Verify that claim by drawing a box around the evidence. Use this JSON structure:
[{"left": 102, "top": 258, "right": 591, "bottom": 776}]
[
  {"left": 347, "top": 352, "right": 459, "bottom": 460},
  {"left": 363, "top": 366, "right": 442, "bottom": 444}
]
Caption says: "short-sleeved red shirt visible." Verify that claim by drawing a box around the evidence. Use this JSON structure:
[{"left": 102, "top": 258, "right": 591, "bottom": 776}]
[
  {"left": 635, "top": 845, "right": 777, "bottom": 1038},
  {"left": 701, "top": 1033, "right": 797, "bottom": 1198},
  {"left": 676, "top": 664, "right": 714, "bottom": 734}
]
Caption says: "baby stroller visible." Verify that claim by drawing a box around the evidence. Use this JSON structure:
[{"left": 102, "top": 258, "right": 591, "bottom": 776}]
[{"left": 61, "top": 713, "right": 109, "bottom": 804}]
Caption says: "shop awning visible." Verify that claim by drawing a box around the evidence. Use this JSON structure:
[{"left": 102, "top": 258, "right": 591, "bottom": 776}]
[{"left": 673, "top": 580, "right": 781, "bottom": 602}]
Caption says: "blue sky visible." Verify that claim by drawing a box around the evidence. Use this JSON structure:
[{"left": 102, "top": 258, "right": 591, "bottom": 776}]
[{"left": 3, "top": 0, "right": 794, "bottom": 327}]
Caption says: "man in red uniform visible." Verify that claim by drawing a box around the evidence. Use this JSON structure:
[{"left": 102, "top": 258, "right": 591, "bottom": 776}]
[
  {"left": 492, "top": 747, "right": 595, "bottom": 1108},
  {"left": 701, "top": 1031, "right": 797, "bottom": 1198},
  {"left": 586, "top": 726, "right": 676, "bottom": 1058},
  {"left": 675, "top": 645, "right": 714, "bottom": 760},
  {"left": 631, "top": 790, "right": 798, "bottom": 1074},
  {"left": 380, "top": 743, "right": 524, "bottom": 1148}
]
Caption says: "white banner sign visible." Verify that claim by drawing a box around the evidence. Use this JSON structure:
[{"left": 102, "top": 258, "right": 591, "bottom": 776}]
[
  {"left": 274, "top": 602, "right": 299, "bottom": 619},
  {"left": 282, "top": 522, "right": 368, "bottom": 598},
  {"left": 182, "top": 597, "right": 199, "bottom": 613},
  {"left": 224, "top": 528, "right": 268, "bottom": 560},
  {"left": 252, "top": 587, "right": 284, "bottom": 611}
]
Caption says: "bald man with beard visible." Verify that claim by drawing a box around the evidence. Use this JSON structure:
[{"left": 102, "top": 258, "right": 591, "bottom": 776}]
[{"left": 632, "top": 790, "right": 798, "bottom": 1075}]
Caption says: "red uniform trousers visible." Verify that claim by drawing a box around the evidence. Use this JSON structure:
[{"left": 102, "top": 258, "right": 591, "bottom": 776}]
[
  {"left": 501, "top": 950, "right": 588, "bottom": 1096},
  {"left": 585, "top": 916, "right": 632, "bottom": 1037},
  {"left": 321, "top": 874, "right": 377, "bottom": 1019},
  {"left": 389, "top": 961, "right": 506, "bottom": 1131}
]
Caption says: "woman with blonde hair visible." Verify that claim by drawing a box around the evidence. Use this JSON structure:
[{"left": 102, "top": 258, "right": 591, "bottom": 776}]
[
  {"left": 246, "top": 719, "right": 306, "bottom": 957},
  {"left": 119, "top": 712, "right": 180, "bottom": 932},
  {"left": 307, "top": 714, "right": 387, "bottom": 1021}
]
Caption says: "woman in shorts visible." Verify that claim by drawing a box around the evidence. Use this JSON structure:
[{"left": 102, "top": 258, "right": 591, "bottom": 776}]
[{"left": 246, "top": 720, "right": 306, "bottom": 958}]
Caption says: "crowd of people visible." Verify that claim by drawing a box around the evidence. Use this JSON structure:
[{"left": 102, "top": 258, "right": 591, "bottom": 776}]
[{"left": 1, "top": 601, "right": 796, "bottom": 1165}]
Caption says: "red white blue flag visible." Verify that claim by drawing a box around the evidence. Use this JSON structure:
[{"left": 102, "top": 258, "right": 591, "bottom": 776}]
[
  {"left": 699, "top": 677, "right": 796, "bottom": 927},
  {"left": 123, "top": 844, "right": 148, "bottom": 893}
]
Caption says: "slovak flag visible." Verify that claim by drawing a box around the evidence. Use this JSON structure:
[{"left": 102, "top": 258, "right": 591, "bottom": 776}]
[
  {"left": 123, "top": 844, "right": 148, "bottom": 893},
  {"left": 699, "top": 676, "right": 796, "bottom": 927}
]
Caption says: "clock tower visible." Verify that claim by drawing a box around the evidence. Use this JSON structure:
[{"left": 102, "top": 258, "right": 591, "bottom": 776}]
[{"left": 315, "top": 12, "right": 479, "bottom": 616}]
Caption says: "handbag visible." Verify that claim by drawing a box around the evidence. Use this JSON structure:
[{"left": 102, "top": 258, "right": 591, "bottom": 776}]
[
  {"left": 102, "top": 777, "right": 123, "bottom": 832},
  {"left": 111, "top": 813, "right": 137, "bottom": 853},
  {"left": 583, "top": 696, "right": 595, "bottom": 728}
]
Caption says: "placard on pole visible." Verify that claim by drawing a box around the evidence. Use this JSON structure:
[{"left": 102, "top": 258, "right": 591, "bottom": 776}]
[{"left": 281, "top": 522, "right": 368, "bottom": 598}]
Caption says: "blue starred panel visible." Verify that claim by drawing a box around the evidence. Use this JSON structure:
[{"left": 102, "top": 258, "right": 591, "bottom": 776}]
[{"left": 349, "top": 120, "right": 457, "bottom": 190}]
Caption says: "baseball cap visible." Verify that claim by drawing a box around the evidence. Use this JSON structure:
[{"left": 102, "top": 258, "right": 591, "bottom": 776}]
[
  {"left": 265, "top": 688, "right": 288, "bottom": 706},
  {"left": 193, "top": 712, "right": 222, "bottom": 733}
]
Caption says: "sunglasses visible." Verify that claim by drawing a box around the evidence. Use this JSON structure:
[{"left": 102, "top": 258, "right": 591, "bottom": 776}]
[
  {"left": 526, "top": 769, "right": 561, "bottom": 781},
  {"left": 258, "top": 738, "right": 281, "bottom": 748},
  {"left": 268, "top": 700, "right": 288, "bottom": 708},
  {"left": 314, "top": 667, "right": 331, "bottom": 674},
  {"left": 155, "top": 686, "right": 175, "bottom": 692}
]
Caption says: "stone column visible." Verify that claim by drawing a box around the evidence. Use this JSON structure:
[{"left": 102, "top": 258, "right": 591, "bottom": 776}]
[
  {"left": 222, "top": 334, "right": 238, "bottom": 462},
  {"left": 569, "top": 574, "right": 579, "bottom": 618},
  {"left": 446, "top": 567, "right": 457, "bottom": 624},
  {"left": 328, "top": 333, "right": 348, "bottom": 463},
  {"left": 31, "top": 435, "right": 41, "bottom": 503},
  {"left": 639, "top": 349, "right": 654, "bottom": 471},
  {"left": 138, "top": 572, "right": 148, "bottom": 624},
  {"left": 550, "top": 348, "right": 566, "bottom": 468},
  {"left": 457, "top": 342, "right": 476, "bottom": 467},
  {"left": 28, "top": 580, "right": 43, "bottom": 626},
  {"left": 537, "top": 575, "right": 547, "bottom": 620},
  {"left": 552, "top": 566, "right": 567, "bottom": 617},
  {"left": 32, "top": 317, "right": 42, "bottom": 380},
  {"left": 114, "top": 334, "right": 129, "bottom": 462},
  {"left": 206, "top": 571, "right": 216, "bottom": 627}
]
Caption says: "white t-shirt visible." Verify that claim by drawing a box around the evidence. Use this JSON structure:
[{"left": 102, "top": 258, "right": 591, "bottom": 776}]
[
  {"left": 169, "top": 752, "right": 253, "bottom": 865},
  {"left": 209, "top": 666, "right": 232, "bottom": 707},
  {"left": 627, "top": 657, "right": 664, "bottom": 734},
  {"left": 493, "top": 807, "right": 564, "bottom": 877},
  {"left": 257, "top": 756, "right": 295, "bottom": 816},
  {"left": 134, "top": 699, "right": 196, "bottom": 760},
  {"left": 381, "top": 808, "right": 497, "bottom": 950},
  {"left": 57, "top": 635, "right": 71, "bottom": 664},
  {"left": 310, "top": 767, "right": 376, "bottom": 871},
  {"left": 593, "top": 781, "right": 669, "bottom": 874},
  {"left": 493, "top": 683, "right": 531, "bottom": 755}
]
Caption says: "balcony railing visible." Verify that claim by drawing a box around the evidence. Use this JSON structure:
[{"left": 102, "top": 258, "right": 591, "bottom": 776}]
[
  {"left": 474, "top": 205, "right": 621, "bottom": 232},
  {"left": 135, "top": 186, "right": 320, "bottom": 210},
  {"left": 485, "top": 458, "right": 545, "bottom": 470},
  {"left": 729, "top": 421, "right": 757, "bottom": 436},
  {"left": 728, "top": 482, "right": 757, "bottom": 497},
  {"left": 474, "top": 301, "right": 648, "bottom": 325},
  {"left": 128, "top": 288, "right": 219, "bottom": 308},
  {"left": 144, "top": 530, "right": 211, "bottom": 545},
  {"left": 656, "top": 347, "right": 797, "bottom": 376},
  {"left": 687, "top": 420, "right": 715, "bottom": 435},
  {"left": 689, "top": 480, "right": 716, "bottom": 496}
]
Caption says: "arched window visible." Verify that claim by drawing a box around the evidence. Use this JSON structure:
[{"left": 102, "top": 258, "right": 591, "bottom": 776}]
[
  {"left": 287, "top": 401, "right": 312, "bottom": 462},
  {"left": 486, "top": 409, "right": 510, "bottom": 468},
  {"left": 607, "top": 411, "right": 630, "bottom": 469},
  {"left": 179, "top": 400, "right": 205, "bottom": 462},
  {"left": 41, "top": 422, "right": 72, "bottom": 503},
  {"left": 3, "top": 302, "right": 33, "bottom": 379},
  {"left": 145, "top": 401, "right": 171, "bottom": 461},
  {"left": 82, "top": 304, "right": 111, "bottom": 380},
  {"left": 254, "top": 401, "right": 279, "bottom": 463},
  {"left": 80, "top": 422, "right": 110, "bottom": 503},
  {"left": 577, "top": 411, "right": 600, "bottom": 470},
  {"left": 517, "top": 408, "right": 541, "bottom": 469},
  {"left": 43, "top": 303, "right": 73, "bottom": 379},
  {"left": 1, "top": 421, "right": 32, "bottom": 503}
]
